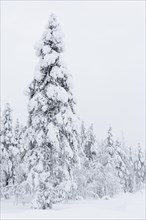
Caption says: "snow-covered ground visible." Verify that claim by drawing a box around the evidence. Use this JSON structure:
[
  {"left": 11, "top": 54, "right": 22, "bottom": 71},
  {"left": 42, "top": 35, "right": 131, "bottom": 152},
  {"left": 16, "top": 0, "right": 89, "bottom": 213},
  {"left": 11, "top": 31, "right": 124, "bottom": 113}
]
[{"left": 1, "top": 189, "right": 145, "bottom": 220}]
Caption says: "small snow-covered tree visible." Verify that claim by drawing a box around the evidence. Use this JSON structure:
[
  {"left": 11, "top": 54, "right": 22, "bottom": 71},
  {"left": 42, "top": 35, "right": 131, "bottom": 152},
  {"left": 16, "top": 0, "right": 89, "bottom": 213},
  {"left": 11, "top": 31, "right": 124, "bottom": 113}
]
[
  {"left": 74, "top": 122, "right": 98, "bottom": 199},
  {"left": 22, "top": 14, "right": 81, "bottom": 209},
  {"left": 0, "top": 103, "right": 13, "bottom": 189},
  {"left": 12, "top": 119, "right": 25, "bottom": 185},
  {"left": 114, "top": 140, "right": 133, "bottom": 193},
  {"left": 100, "top": 127, "right": 115, "bottom": 166},
  {"left": 84, "top": 124, "right": 97, "bottom": 161},
  {"left": 134, "top": 143, "right": 146, "bottom": 190},
  {"left": 98, "top": 128, "right": 122, "bottom": 196},
  {"left": 14, "top": 120, "right": 21, "bottom": 147},
  {"left": 127, "top": 146, "right": 135, "bottom": 192}
]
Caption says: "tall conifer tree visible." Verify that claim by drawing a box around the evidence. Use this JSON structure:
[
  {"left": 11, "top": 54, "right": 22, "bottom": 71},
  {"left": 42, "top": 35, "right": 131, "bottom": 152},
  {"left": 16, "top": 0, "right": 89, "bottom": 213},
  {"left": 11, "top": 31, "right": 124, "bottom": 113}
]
[{"left": 23, "top": 14, "right": 80, "bottom": 209}]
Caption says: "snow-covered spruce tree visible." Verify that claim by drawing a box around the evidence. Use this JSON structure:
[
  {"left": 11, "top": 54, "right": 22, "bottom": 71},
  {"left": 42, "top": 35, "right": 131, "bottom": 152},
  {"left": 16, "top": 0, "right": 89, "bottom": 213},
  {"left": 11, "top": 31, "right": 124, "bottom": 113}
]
[
  {"left": 101, "top": 127, "right": 115, "bottom": 165},
  {"left": 84, "top": 124, "right": 97, "bottom": 161},
  {"left": 127, "top": 146, "right": 135, "bottom": 192},
  {"left": 81, "top": 157, "right": 107, "bottom": 199},
  {"left": 114, "top": 140, "right": 133, "bottom": 193},
  {"left": 98, "top": 127, "right": 122, "bottom": 197},
  {"left": 12, "top": 119, "right": 25, "bottom": 185},
  {"left": 134, "top": 143, "right": 146, "bottom": 190},
  {"left": 73, "top": 122, "right": 90, "bottom": 199},
  {"left": 99, "top": 132, "right": 132, "bottom": 194},
  {"left": 0, "top": 103, "right": 13, "bottom": 191},
  {"left": 73, "top": 122, "right": 98, "bottom": 199},
  {"left": 14, "top": 119, "right": 21, "bottom": 147},
  {"left": 22, "top": 14, "right": 81, "bottom": 209}
]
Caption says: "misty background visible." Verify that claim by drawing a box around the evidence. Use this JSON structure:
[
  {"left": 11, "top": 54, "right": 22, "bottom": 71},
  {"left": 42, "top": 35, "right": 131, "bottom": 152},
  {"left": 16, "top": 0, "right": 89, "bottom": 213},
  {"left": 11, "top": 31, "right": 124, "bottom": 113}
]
[{"left": 1, "top": 1, "right": 145, "bottom": 148}]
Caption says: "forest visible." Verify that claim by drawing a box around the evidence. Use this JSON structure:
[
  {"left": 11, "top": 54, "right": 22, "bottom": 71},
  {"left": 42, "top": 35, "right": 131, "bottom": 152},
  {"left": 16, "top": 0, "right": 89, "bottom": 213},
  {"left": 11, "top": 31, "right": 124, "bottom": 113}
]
[{"left": 1, "top": 14, "right": 145, "bottom": 210}]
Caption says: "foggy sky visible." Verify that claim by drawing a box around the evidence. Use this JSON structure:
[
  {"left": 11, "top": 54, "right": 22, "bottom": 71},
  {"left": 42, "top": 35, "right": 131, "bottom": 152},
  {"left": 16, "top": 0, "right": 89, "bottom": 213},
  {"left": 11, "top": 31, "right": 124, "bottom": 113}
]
[{"left": 1, "top": 1, "right": 145, "bottom": 148}]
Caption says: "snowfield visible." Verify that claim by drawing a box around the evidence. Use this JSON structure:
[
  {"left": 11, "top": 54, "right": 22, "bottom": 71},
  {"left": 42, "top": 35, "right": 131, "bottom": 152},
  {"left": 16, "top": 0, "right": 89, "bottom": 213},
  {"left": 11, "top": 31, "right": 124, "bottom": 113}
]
[{"left": 1, "top": 189, "right": 145, "bottom": 220}]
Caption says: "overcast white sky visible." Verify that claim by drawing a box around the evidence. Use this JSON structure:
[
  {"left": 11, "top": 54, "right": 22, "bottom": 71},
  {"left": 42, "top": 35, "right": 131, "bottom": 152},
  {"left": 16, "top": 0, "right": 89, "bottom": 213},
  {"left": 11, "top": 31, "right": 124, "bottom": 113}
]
[{"left": 1, "top": 1, "right": 145, "bottom": 148}]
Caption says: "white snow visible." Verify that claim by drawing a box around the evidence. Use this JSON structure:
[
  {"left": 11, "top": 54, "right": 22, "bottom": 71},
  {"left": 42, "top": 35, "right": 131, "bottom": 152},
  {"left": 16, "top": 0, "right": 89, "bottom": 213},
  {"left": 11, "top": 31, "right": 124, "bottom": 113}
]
[
  {"left": 36, "top": 130, "right": 45, "bottom": 147},
  {"left": 53, "top": 29, "right": 64, "bottom": 43},
  {"left": 46, "top": 84, "right": 68, "bottom": 103},
  {"left": 50, "top": 66, "right": 64, "bottom": 79},
  {"left": 1, "top": 189, "right": 145, "bottom": 220},
  {"left": 28, "top": 95, "right": 38, "bottom": 112},
  {"left": 34, "top": 70, "right": 43, "bottom": 82},
  {"left": 47, "top": 13, "right": 58, "bottom": 28},
  {"left": 42, "top": 45, "right": 51, "bottom": 55},
  {"left": 64, "top": 139, "right": 74, "bottom": 159},
  {"left": 42, "top": 51, "right": 58, "bottom": 67},
  {"left": 45, "top": 30, "right": 52, "bottom": 41},
  {"left": 66, "top": 75, "right": 73, "bottom": 90},
  {"left": 47, "top": 122, "right": 59, "bottom": 150}
]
